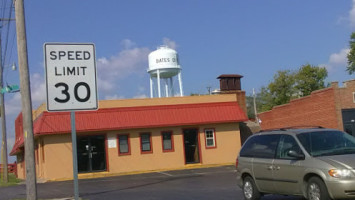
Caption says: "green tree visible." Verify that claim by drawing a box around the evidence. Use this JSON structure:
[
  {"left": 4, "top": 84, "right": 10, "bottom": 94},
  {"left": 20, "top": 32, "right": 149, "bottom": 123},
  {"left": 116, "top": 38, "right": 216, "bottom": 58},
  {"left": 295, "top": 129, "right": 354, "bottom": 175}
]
[
  {"left": 259, "top": 86, "right": 274, "bottom": 112},
  {"left": 255, "top": 65, "right": 328, "bottom": 112},
  {"left": 268, "top": 70, "right": 296, "bottom": 106},
  {"left": 347, "top": 32, "right": 355, "bottom": 75},
  {"left": 294, "top": 64, "right": 328, "bottom": 97}
]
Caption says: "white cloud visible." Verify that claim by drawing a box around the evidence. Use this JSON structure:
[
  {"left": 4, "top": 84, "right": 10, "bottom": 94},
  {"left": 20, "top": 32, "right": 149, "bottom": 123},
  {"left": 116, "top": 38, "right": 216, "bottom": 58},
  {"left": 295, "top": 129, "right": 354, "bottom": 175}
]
[
  {"left": 137, "top": 86, "right": 146, "bottom": 93},
  {"left": 98, "top": 57, "right": 109, "bottom": 65},
  {"left": 163, "top": 38, "right": 177, "bottom": 49},
  {"left": 97, "top": 77, "right": 115, "bottom": 92},
  {"left": 133, "top": 86, "right": 148, "bottom": 99},
  {"left": 97, "top": 45, "right": 150, "bottom": 80},
  {"left": 30, "top": 73, "right": 46, "bottom": 106},
  {"left": 319, "top": 63, "right": 330, "bottom": 70},
  {"left": 96, "top": 39, "right": 152, "bottom": 99},
  {"left": 121, "top": 39, "right": 136, "bottom": 49},
  {"left": 133, "top": 94, "right": 148, "bottom": 99},
  {"left": 323, "top": 48, "right": 350, "bottom": 72},
  {"left": 104, "top": 94, "right": 125, "bottom": 100},
  {"left": 338, "top": 0, "right": 355, "bottom": 27},
  {"left": 329, "top": 48, "right": 349, "bottom": 66},
  {"left": 5, "top": 93, "right": 21, "bottom": 116}
]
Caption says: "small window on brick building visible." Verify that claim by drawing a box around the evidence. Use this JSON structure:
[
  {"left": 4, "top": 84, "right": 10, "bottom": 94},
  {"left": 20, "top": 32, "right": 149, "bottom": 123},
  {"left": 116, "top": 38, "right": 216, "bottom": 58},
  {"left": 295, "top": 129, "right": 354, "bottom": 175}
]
[
  {"left": 140, "top": 132, "right": 153, "bottom": 154},
  {"left": 118, "top": 134, "right": 131, "bottom": 156},
  {"left": 162, "top": 131, "right": 174, "bottom": 152},
  {"left": 205, "top": 129, "right": 216, "bottom": 148},
  {"left": 353, "top": 92, "right": 355, "bottom": 103}
]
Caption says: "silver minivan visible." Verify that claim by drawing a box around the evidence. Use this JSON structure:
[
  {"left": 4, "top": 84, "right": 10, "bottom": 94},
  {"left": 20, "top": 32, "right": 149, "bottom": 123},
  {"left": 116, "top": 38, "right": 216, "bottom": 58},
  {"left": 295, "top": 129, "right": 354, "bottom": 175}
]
[{"left": 236, "top": 127, "right": 355, "bottom": 200}]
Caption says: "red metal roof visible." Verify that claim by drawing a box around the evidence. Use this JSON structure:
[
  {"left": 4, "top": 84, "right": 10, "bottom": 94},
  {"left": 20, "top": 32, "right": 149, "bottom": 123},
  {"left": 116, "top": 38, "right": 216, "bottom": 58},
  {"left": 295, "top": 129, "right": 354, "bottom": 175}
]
[{"left": 10, "top": 101, "right": 247, "bottom": 155}]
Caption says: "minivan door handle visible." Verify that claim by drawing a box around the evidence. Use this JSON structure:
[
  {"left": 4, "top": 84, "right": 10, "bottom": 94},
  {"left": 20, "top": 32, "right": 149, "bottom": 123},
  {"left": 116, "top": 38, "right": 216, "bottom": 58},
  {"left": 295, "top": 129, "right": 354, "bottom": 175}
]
[
  {"left": 267, "top": 165, "right": 274, "bottom": 170},
  {"left": 275, "top": 166, "right": 280, "bottom": 170}
]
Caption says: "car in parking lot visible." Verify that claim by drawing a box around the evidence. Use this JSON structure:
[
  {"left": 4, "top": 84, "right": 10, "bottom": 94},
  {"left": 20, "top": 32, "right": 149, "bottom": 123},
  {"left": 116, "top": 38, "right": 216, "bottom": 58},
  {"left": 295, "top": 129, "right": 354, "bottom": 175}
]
[{"left": 235, "top": 127, "right": 355, "bottom": 200}]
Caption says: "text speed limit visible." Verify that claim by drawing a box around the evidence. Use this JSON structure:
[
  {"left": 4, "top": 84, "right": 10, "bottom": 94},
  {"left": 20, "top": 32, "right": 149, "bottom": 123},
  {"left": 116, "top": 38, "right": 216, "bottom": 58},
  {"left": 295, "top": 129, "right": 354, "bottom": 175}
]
[{"left": 45, "top": 43, "right": 98, "bottom": 111}]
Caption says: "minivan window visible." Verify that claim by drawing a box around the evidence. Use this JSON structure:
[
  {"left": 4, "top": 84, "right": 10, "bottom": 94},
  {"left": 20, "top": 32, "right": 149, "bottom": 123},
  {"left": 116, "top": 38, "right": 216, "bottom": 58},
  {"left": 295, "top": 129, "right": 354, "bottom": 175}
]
[
  {"left": 297, "top": 130, "right": 355, "bottom": 157},
  {"left": 239, "top": 134, "right": 280, "bottom": 159},
  {"left": 276, "top": 135, "right": 303, "bottom": 160}
]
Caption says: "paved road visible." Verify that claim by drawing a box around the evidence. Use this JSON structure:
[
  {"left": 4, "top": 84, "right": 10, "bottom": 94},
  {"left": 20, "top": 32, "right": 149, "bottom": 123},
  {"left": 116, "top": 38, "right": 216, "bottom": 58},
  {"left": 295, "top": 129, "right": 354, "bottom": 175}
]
[{"left": 0, "top": 165, "right": 304, "bottom": 200}]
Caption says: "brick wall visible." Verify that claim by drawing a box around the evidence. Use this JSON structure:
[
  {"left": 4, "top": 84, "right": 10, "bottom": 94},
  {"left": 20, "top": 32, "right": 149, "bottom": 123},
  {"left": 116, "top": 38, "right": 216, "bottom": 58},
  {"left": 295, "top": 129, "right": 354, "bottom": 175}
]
[
  {"left": 259, "top": 87, "right": 339, "bottom": 130},
  {"left": 334, "top": 80, "right": 355, "bottom": 129},
  {"left": 335, "top": 80, "right": 355, "bottom": 109}
]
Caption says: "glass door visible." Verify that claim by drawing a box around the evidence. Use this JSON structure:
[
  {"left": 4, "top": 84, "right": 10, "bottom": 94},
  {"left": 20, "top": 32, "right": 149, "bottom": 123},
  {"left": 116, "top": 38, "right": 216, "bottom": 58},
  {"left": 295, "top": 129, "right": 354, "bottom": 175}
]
[
  {"left": 183, "top": 129, "right": 200, "bottom": 164},
  {"left": 77, "top": 135, "right": 107, "bottom": 173}
]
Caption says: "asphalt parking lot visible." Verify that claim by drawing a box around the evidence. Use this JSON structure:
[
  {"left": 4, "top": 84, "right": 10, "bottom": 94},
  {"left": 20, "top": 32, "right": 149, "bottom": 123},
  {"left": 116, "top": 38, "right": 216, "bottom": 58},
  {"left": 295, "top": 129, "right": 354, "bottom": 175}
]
[{"left": 0, "top": 165, "right": 304, "bottom": 200}]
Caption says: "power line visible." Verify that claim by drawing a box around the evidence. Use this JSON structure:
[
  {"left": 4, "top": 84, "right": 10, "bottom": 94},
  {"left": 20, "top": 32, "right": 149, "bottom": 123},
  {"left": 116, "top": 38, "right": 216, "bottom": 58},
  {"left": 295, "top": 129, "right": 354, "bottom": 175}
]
[
  {"left": 2, "top": 2, "right": 14, "bottom": 67},
  {"left": 0, "top": 0, "right": 16, "bottom": 82}
]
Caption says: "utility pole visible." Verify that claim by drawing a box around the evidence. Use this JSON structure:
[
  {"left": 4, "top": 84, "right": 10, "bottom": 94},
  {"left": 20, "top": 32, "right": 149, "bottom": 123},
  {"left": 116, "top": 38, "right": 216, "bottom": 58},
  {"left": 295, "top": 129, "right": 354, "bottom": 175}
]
[
  {"left": 253, "top": 88, "right": 259, "bottom": 124},
  {"left": 14, "top": 0, "right": 37, "bottom": 199},
  {"left": 0, "top": 38, "right": 8, "bottom": 183},
  {"left": 0, "top": 16, "right": 15, "bottom": 184},
  {"left": 0, "top": 16, "right": 16, "bottom": 184},
  {"left": 207, "top": 86, "right": 211, "bottom": 95}
]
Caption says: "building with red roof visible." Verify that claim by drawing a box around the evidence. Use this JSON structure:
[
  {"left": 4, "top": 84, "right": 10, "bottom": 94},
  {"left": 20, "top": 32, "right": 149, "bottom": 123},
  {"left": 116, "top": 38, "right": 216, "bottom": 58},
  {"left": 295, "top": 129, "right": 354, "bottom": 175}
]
[{"left": 10, "top": 76, "right": 248, "bottom": 181}]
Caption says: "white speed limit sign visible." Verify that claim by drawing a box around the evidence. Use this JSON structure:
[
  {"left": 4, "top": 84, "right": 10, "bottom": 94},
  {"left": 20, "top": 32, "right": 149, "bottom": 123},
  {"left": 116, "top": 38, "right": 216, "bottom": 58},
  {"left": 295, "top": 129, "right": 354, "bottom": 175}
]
[{"left": 44, "top": 43, "right": 98, "bottom": 111}]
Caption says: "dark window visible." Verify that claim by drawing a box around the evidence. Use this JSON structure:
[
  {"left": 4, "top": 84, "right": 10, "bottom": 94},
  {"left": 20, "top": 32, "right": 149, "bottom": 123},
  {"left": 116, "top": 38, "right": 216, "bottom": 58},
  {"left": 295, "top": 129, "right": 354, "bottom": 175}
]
[
  {"left": 239, "top": 134, "right": 280, "bottom": 159},
  {"left": 297, "top": 131, "right": 355, "bottom": 157},
  {"left": 345, "top": 124, "right": 352, "bottom": 135},
  {"left": 140, "top": 133, "right": 152, "bottom": 153},
  {"left": 162, "top": 131, "right": 174, "bottom": 152},
  {"left": 276, "top": 135, "right": 303, "bottom": 160},
  {"left": 118, "top": 134, "right": 130, "bottom": 155},
  {"left": 342, "top": 109, "right": 355, "bottom": 136}
]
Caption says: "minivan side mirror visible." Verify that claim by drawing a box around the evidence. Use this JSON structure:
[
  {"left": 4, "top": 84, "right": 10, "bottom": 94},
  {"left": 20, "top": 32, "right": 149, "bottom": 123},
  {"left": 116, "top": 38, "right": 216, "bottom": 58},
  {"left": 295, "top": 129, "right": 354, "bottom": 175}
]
[{"left": 287, "top": 150, "right": 305, "bottom": 160}]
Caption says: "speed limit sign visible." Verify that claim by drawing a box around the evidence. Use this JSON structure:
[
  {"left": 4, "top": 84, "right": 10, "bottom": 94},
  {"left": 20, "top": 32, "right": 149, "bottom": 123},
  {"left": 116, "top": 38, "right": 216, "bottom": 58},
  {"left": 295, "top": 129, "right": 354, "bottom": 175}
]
[{"left": 44, "top": 43, "right": 98, "bottom": 111}]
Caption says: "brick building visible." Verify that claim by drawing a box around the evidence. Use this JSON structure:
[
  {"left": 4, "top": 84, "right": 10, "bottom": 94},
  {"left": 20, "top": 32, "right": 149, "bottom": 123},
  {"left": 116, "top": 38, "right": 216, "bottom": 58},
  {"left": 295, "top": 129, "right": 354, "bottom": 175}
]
[{"left": 258, "top": 79, "right": 355, "bottom": 136}]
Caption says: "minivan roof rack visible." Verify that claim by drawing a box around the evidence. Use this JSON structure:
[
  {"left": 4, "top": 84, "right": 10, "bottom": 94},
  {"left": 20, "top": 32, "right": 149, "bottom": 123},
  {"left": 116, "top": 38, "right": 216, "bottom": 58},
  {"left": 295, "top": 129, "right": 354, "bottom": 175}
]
[{"left": 260, "top": 126, "right": 324, "bottom": 132}]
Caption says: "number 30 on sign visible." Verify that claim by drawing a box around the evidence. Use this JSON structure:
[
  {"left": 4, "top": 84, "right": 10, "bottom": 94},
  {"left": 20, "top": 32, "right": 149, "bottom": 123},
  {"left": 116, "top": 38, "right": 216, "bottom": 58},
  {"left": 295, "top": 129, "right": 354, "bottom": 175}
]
[{"left": 44, "top": 43, "right": 98, "bottom": 112}]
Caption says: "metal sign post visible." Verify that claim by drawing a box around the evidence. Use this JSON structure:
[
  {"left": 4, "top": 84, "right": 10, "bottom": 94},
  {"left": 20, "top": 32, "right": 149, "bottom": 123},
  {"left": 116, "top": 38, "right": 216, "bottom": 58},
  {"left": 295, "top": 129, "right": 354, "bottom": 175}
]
[
  {"left": 44, "top": 43, "right": 98, "bottom": 200},
  {"left": 71, "top": 111, "right": 79, "bottom": 200}
]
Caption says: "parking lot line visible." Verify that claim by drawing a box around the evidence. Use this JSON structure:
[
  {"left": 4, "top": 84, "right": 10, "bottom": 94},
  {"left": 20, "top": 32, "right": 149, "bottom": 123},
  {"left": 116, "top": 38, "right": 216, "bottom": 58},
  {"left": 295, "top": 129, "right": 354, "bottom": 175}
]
[{"left": 156, "top": 171, "right": 173, "bottom": 176}]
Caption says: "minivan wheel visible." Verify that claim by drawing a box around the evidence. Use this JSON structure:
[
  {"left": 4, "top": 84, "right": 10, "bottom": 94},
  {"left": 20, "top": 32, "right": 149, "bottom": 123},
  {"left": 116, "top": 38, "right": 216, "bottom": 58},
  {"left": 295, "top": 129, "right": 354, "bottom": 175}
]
[
  {"left": 307, "top": 177, "right": 331, "bottom": 200},
  {"left": 243, "top": 176, "right": 261, "bottom": 200}
]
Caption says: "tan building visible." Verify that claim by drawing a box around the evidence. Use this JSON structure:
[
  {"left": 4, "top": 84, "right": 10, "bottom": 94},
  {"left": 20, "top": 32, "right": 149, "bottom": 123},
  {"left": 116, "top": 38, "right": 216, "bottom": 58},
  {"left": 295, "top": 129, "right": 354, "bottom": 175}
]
[{"left": 10, "top": 88, "right": 248, "bottom": 181}]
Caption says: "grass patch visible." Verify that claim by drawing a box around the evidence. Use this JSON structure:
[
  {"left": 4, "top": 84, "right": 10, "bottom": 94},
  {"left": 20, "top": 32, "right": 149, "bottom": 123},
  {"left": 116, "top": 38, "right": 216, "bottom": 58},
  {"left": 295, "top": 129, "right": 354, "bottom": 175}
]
[{"left": 0, "top": 173, "right": 22, "bottom": 187}]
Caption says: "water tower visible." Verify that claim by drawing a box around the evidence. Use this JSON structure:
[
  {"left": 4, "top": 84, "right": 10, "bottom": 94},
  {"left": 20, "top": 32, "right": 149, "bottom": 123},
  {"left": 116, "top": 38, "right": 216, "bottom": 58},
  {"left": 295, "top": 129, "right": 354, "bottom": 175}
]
[{"left": 148, "top": 46, "right": 184, "bottom": 98}]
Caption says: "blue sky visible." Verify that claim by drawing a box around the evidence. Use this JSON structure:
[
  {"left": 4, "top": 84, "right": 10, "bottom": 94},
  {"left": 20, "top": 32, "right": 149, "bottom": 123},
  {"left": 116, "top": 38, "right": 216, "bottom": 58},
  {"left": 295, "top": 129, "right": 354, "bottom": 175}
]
[{"left": 1, "top": 0, "right": 355, "bottom": 162}]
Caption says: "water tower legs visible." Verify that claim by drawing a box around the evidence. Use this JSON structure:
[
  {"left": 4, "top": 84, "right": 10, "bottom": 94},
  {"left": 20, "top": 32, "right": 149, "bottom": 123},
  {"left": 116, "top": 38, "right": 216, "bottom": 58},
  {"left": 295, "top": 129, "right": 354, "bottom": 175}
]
[
  {"left": 178, "top": 71, "right": 184, "bottom": 97},
  {"left": 165, "top": 79, "right": 169, "bottom": 97},
  {"left": 157, "top": 69, "right": 161, "bottom": 98},
  {"left": 148, "top": 69, "right": 184, "bottom": 98},
  {"left": 150, "top": 77, "right": 153, "bottom": 98},
  {"left": 170, "top": 77, "right": 174, "bottom": 97}
]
